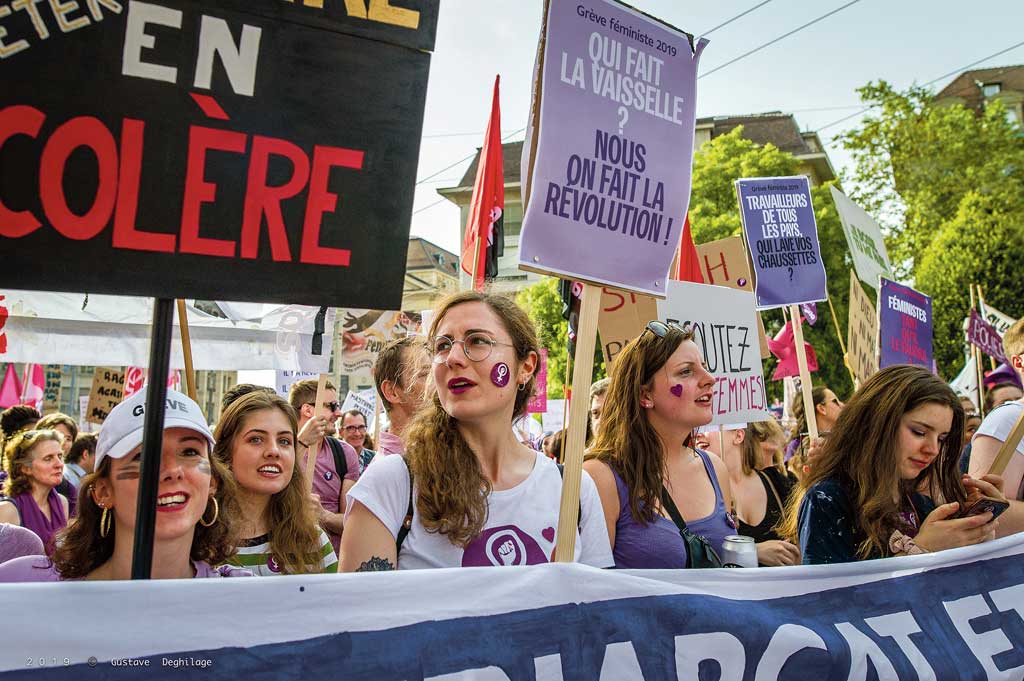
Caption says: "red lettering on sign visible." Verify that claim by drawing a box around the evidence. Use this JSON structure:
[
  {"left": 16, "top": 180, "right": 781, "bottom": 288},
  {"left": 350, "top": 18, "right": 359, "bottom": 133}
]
[
  {"left": 240, "top": 135, "right": 310, "bottom": 261},
  {"left": 0, "top": 105, "right": 44, "bottom": 238},
  {"left": 114, "top": 118, "right": 176, "bottom": 253},
  {"left": 180, "top": 125, "right": 247, "bottom": 258},
  {"left": 300, "top": 145, "right": 363, "bottom": 267}
]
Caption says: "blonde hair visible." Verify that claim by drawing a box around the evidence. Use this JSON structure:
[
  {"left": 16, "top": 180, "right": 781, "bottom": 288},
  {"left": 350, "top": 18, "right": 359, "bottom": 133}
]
[
  {"left": 3, "top": 429, "right": 63, "bottom": 497},
  {"left": 741, "top": 420, "right": 785, "bottom": 475}
]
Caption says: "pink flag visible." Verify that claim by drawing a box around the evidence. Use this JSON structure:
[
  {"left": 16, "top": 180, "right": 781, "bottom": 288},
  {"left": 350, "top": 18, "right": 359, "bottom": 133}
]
[
  {"left": 19, "top": 364, "right": 44, "bottom": 410},
  {"left": 0, "top": 364, "right": 22, "bottom": 408},
  {"left": 768, "top": 318, "right": 818, "bottom": 381}
]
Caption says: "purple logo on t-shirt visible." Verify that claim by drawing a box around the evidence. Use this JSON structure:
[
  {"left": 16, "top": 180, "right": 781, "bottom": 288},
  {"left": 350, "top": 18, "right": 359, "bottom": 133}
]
[
  {"left": 323, "top": 470, "right": 333, "bottom": 481},
  {"left": 461, "top": 525, "right": 547, "bottom": 567},
  {"left": 267, "top": 555, "right": 281, "bottom": 573}
]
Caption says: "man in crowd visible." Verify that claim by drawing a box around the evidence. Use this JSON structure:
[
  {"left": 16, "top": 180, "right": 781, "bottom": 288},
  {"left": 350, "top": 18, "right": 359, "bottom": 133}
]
[
  {"left": 62, "top": 433, "right": 97, "bottom": 488},
  {"left": 289, "top": 379, "right": 359, "bottom": 554},
  {"left": 970, "top": 319, "right": 1024, "bottom": 537},
  {"left": 340, "top": 409, "right": 376, "bottom": 473},
  {"left": 589, "top": 377, "right": 610, "bottom": 437},
  {"left": 372, "top": 336, "right": 430, "bottom": 458}
]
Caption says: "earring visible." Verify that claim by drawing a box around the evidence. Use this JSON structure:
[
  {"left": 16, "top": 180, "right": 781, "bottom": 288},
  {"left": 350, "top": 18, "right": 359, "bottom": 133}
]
[
  {"left": 99, "top": 506, "right": 112, "bottom": 538},
  {"left": 199, "top": 497, "right": 219, "bottom": 527},
  {"left": 518, "top": 382, "right": 528, "bottom": 392}
]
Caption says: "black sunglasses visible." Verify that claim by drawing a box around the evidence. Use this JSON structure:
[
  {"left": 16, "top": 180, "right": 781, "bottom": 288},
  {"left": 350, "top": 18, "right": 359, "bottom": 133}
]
[
  {"left": 306, "top": 401, "right": 341, "bottom": 412},
  {"left": 643, "top": 320, "right": 689, "bottom": 338}
]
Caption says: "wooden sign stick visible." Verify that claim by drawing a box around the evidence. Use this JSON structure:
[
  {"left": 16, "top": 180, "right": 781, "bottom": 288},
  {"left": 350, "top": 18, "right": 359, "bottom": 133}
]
[
  {"left": 553, "top": 282, "right": 601, "bottom": 562},
  {"left": 826, "top": 295, "right": 857, "bottom": 388},
  {"left": 969, "top": 286, "right": 987, "bottom": 417},
  {"left": 988, "top": 406, "right": 1024, "bottom": 477},
  {"left": 175, "top": 299, "right": 197, "bottom": 401},
  {"left": 789, "top": 305, "right": 819, "bottom": 441},
  {"left": 306, "top": 373, "right": 329, "bottom": 493}
]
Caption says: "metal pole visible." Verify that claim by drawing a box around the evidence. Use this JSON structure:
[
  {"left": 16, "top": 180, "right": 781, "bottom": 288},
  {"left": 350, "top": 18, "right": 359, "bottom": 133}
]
[{"left": 131, "top": 298, "right": 174, "bottom": 580}]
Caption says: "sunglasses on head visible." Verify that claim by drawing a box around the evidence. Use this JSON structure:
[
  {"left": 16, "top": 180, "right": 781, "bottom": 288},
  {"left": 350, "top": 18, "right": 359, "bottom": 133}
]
[{"left": 643, "top": 320, "right": 689, "bottom": 338}]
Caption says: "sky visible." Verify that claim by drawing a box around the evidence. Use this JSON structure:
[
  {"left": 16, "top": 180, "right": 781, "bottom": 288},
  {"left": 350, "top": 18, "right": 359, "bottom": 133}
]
[{"left": 409, "top": 0, "right": 1024, "bottom": 254}]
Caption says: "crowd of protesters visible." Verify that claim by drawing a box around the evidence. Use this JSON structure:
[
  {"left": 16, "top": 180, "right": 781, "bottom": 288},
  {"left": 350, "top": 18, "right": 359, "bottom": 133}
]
[{"left": 0, "top": 289, "right": 1020, "bottom": 580}]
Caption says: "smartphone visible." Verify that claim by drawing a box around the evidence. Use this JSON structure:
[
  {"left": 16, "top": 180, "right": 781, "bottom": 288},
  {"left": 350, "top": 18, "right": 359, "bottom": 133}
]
[{"left": 957, "top": 497, "right": 1010, "bottom": 520}]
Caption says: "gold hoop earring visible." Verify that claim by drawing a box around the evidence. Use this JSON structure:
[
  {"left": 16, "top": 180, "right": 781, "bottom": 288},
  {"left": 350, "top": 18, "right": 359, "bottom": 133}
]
[
  {"left": 199, "top": 497, "right": 219, "bottom": 527},
  {"left": 99, "top": 506, "right": 112, "bottom": 538}
]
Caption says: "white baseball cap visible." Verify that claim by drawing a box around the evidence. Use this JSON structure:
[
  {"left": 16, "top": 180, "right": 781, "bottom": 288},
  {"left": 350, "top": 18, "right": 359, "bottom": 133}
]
[{"left": 95, "top": 388, "right": 215, "bottom": 470}]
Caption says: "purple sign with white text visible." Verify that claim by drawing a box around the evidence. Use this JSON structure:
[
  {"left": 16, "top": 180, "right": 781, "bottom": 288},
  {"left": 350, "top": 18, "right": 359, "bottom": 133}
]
[
  {"left": 878, "top": 277, "right": 934, "bottom": 370},
  {"left": 518, "top": 0, "right": 707, "bottom": 297},
  {"left": 737, "top": 176, "right": 827, "bottom": 310},
  {"left": 967, "top": 308, "right": 1007, "bottom": 364}
]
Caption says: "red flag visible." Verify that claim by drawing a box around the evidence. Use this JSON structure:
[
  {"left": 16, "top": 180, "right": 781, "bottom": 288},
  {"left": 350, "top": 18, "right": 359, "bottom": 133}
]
[
  {"left": 671, "top": 214, "right": 704, "bottom": 283},
  {"left": 768, "top": 317, "right": 818, "bottom": 380},
  {"left": 460, "top": 75, "right": 504, "bottom": 291}
]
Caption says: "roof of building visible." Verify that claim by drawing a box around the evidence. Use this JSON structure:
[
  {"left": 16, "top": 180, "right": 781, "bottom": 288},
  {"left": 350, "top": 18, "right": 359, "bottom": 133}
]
[
  {"left": 407, "top": 237, "right": 458, "bottom": 276},
  {"left": 456, "top": 140, "right": 525, "bottom": 187},
  {"left": 935, "top": 65, "right": 1024, "bottom": 111}
]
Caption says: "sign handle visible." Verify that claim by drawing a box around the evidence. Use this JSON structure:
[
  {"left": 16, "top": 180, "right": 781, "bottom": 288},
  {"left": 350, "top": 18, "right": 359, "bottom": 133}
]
[
  {"left": 969, "top": 286, "right": 986, "bottom": 418},
  {"left": 557, "top": 348, "right": 573, "bottom": 463},
  {"left": 988, "top": 406, "right": 1024, "bottom": 477},
  {"left": 131, "top": 297, "right": 174, "bottom": 580},
  {"left": 825, "top": 295, "right": 857, "bottom": 388},
  {"left": 553, "top": 282, "right": 600, "bottom": 562},
  {"left": 789, "top": 305, "right": 819, "bottom": 441},
  {"left": 175, "top": 299, "right": 197, "bottom": 401},
  {"left": 306, "top": 373, "right": 329, "bottom": 493}
]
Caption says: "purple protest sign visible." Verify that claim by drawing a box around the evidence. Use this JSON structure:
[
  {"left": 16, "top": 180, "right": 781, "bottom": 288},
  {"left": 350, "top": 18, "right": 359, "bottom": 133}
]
[
  {"left": 736, "top": 176, "right": 827, "bottom": 310},
  {"left": 800, "top": 302, "right": 818, "bottom": 326},
  {"left": 518, "top": 0, "right": 707, "bottom": 297},
  {"left": 967, "top": 309, "right": 1007, "bottom": 364},
  {"left": 878, "top": 277, "right": 934, "bottom": 370},
  {"left": 528, "top": 349, "right": 548, "bottom": 413}
]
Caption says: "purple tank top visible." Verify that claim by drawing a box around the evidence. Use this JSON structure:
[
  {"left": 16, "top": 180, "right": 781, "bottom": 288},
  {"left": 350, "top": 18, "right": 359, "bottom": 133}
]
[
  {"left": 12, "top": 489, "right": 67, "bottom": 555},
  {"left": 609, "top": 449, "right": 735, "bottom": 568}
]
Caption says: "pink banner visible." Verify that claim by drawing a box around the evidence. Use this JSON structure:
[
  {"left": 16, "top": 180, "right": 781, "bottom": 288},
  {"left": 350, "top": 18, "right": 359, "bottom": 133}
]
[
  {"left": 528, "top": 349, "right": 548, "bottom": 414},
  {"left": 968, "top": 308, "right": 1007, "bottom": 364}
]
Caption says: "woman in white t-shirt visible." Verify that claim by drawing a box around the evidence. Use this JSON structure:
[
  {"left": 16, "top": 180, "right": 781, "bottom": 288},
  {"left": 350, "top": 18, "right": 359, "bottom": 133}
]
[{"left": 341, "top": 291, "right": 613, "bottom": 571}]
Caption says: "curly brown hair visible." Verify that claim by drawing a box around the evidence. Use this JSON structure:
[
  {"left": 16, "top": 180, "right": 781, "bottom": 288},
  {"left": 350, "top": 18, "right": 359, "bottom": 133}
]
[
  {"left": 778, "top": 365, "right": 967, "bottom": 559},
  {"left": 51, "top": 438, "right": 240, "bottom": 579},
  {"left": 3, "top": 429, "right": 64, "bottom": 497},
  {"left": 404, "top": 291, "right": 540, "bottom": 547},
  {"left": 214, "top": 391, "right": 325, "bottom": 575}
]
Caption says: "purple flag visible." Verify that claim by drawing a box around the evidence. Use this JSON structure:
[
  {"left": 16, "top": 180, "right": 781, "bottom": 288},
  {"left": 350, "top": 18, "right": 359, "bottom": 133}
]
[
  {"left": 878, "top": 278, "right": 933, "bottom": 370},
  {"left": 736, "top": 176, "right": 827, "bottom": 310},
  {"left": 800, "top": 302, "right": 818, "bottom": 326},
  {"left": 967, "top": 308, "right": 1007, "bottom": 364}
]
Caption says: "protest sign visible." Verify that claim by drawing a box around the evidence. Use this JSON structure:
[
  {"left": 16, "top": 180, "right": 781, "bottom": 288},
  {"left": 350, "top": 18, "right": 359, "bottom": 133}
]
[
  {"left": 657, "top": 282, "right": 770, "bottom": 424},
  {"left": 275, "top": 370, "right": 320, "bottom": 398},
  {"left": 541, "top": 399, "right": 566, "bottom": 434},
  {"left": 528, "top": 349, "right": 549, "bottom": 413},
  {"left": 878, "top": 277, "right": 934, "bottom": 370},
  {"left": 3, "top": 536, "right": 1022, "bottom": 680},
  {"left": 847, "top": 270, "right": 879, "bottom": 384},
  {"left": 736, "top": 176, "right": 827, "bottom": 309},
  {"left": 341, "top": 388, "right": 378, "bottom": 431},
  {"left": 339, "top": 310, "right": 422, "bottom": 375},
  {"left": 980, "top": 301, "right": 1017, "bottom": 338},
  {"left": 0, "top": 0, "right": 439, "bottom": 309},
  {"left": 693, "top": 235, "right": 770, "bottom": 357},
  {"left": 967, "top": 309, "right": 1007, "bottom": 364},
  {"left": 85, "top": 366, "right": 124, "bottom": 424},
  {"left": 830, "top": 186, "right": 893, "bottom": 287},
  {"left": 42, "top": 364, "right": 61, "bottom": 412},
  {"left": 597, "top": 287, "right": 657, "bottom": 367},
  {"left": 518, "top": 0, "right": 707, "bottom": 296}
]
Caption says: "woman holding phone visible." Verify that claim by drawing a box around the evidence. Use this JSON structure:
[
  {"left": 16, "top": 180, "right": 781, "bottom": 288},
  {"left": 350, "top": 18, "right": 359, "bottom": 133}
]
[{"left": 781, "top": 365, "right": 1006, "bottom": 564}]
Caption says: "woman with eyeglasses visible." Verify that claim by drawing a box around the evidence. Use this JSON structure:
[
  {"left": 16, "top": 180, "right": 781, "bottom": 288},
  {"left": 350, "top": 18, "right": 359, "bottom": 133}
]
[
  {"left": 583, "top": 321, "right": 736, "bottom": 568},
  {"left": 0, "top": 429, "right": 69, "bottom": 555},
  {"left": 340, "top": 291, "right": 613, "bottom": 571}
]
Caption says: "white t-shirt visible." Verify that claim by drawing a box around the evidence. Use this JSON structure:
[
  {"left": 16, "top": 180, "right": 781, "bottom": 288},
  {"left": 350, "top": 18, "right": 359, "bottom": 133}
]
[
  {"left": 973, "top": 400, "right": 1024, "bottom": 498},
  {"left": 347, "top": 450, "right": 614, "bottom": 570}
]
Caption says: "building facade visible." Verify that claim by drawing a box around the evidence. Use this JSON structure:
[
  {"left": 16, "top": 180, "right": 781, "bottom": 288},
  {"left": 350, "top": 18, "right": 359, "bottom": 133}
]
[{"left": 935, "top": 65, "right": 1024, "bottom": 125}]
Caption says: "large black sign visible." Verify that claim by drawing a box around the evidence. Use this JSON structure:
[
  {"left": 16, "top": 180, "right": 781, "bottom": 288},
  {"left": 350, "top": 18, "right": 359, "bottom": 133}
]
[{"left": 0, "top": 0, "right": 439, "bottom": 308}]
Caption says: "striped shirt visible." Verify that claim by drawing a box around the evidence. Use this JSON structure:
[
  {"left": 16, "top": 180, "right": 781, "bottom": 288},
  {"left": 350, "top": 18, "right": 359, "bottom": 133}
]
[{"left": 226, "top": 529, "right": 338, "bottom": 576}]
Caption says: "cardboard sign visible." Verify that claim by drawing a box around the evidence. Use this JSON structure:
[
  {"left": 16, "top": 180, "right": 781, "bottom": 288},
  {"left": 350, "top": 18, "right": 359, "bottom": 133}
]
[
  {"left": 847, "top": 271, "right": 879, "bottom": 384},
  {"left": 518, "top": 0, "right": 707, "bottom": 297},
  {"left": 85, "top": 366, "right": 125, "bottom": 424},
  {"left": 657, "top": 281, "right": 771, "bottom": 425},
  {"left": 693, "top": 235, "right": 770, "bottom": 357},
  {"left": 736, "top": 176, "right": 827, "bottom": 309},
  {"left": 830, "top": 186, "right": 893, "bottom": 288},
  {"left": 597, "top": 287, "right": 658, "bottom": 368},
  {"left": 528, "top": 349, "right": 548, "bottom": 413},
  {"left": 967, "top": 309, "right": 1007, "bottom": 364},
  {"left": 339, "top": 310, "right": 422, "bottom": 376},
  {"left": 0, "top": 0, "right": 439, "bottom": 309},
  {"left": 878, "top": 277, "right": 933, "bottom": 370},
  {"left": 43, "top": 364, "right": 61, "bottom": 413}
]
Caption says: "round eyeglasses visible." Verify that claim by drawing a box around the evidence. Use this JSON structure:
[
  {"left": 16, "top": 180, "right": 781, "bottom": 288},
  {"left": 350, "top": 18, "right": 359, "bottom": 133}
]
[{"left": 428, "top": 332, "right": 515, "bottom": 364}]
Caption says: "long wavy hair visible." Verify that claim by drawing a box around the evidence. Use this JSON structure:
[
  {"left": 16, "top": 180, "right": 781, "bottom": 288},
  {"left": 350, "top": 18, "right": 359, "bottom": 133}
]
[
  {"left": 587, "top": 324, "right": 696, "bottom": 524},
  {"left": 779, "top": 365, "right": 967, "bottom": 558},
  {"left": 52, "top": 436, "right": 239, "bottom": 579},
  {"left": 404, "top": 291, "right": 540, "bottom": 547},
  {"left": 3, "top": 429, "right": 64, "bottom": 497},
  {"left": 213, "top": 392, "right": 324, "bottom": 574}
]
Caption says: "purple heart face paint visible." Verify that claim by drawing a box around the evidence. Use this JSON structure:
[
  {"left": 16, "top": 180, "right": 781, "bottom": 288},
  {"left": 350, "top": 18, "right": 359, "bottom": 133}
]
[
  {"left": 491, "top": 362, "right": 511, "bottom": 387},
  {"left": 670, "top": 384, "right": 683, "bottom": 397}
]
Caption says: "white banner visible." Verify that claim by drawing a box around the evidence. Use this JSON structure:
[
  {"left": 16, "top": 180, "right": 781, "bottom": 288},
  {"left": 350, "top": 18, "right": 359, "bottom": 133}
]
[
  {"left": 657, "top": 282, "right": 771, "bottom": 425},
  {"left": 1, "top": 536, "right": 1023, "bottom": 678},
  {"left": 830, "top": 186, "right": 894, "bottom": 288}
]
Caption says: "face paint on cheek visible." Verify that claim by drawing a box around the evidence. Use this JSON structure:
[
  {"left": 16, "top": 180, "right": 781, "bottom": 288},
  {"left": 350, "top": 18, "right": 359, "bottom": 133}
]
[
  {"left": 670, "top": 384, "right": 683, "bottom": 397},
  {"left": 115, "top": 468, "right": 141, "bottom": 481},
  {"left": 491, "top": 362, "right": 511, "bottom": 387}
]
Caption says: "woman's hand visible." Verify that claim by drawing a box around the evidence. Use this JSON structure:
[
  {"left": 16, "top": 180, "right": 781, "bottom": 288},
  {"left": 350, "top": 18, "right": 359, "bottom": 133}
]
[
  {"left": 963, "top": 474, "right": 1008, "bottom": 505},
  {"left": 801, "top": 437, "right": 826, "bottom": 475},
  {"left": 914, "top": 502, "right": 998, "bottom": 553},
  {"left": 756, "top": 539, "right": 801, "bottom": 566}
]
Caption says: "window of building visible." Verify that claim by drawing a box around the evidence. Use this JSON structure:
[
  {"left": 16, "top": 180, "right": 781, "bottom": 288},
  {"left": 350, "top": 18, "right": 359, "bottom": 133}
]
[{"left": 982, "top": 82, "right": 1001, "bottom": 97}]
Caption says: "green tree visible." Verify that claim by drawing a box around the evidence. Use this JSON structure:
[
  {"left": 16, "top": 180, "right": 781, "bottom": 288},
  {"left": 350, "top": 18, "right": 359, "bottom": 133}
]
[
  {"left": 689, "top": 126, "right": 856, "bottom": 400},
  {"left": 916, "top": 191, "right": 1024, "bottom": 376}
]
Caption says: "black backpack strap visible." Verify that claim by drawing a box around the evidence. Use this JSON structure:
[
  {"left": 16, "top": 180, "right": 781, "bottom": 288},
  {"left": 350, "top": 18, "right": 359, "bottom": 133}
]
[
  {"left": 326, "top": 437, "right": 348, "bottom": 479},
  {"left": 555, "top": 464, "right": 583, "bottom": 532},
  {"left": 659, "top": 485, "right": 689, "bottom": 532},
  {"left": 396, "top": 458, "right": 414, "bottom": 553}
]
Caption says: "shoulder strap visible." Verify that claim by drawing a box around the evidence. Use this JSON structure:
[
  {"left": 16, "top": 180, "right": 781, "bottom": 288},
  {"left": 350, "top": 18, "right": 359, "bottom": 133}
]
[
  {"left": 659, "top": 486, "right": 688, "bottom": 531},
  {"left": 555, "top": 464, "right": 582, "bottom": 532},
  {"left": 758, "top": 469, "right": 785, "bottom": 514},
  {"left": 396, "top": 458, "right": 414, "bottom": 553},
  {"left": 326, "top": 437, "right": 347, "bottom": 478}
]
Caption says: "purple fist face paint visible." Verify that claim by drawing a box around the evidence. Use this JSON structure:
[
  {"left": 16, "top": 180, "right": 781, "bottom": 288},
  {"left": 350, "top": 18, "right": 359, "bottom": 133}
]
[
  {"left": 670, "top": 384, "right": 683, "bottom": 397},
  {"left": 491, "top": 362, "right": 511, "bottom": 387}
]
